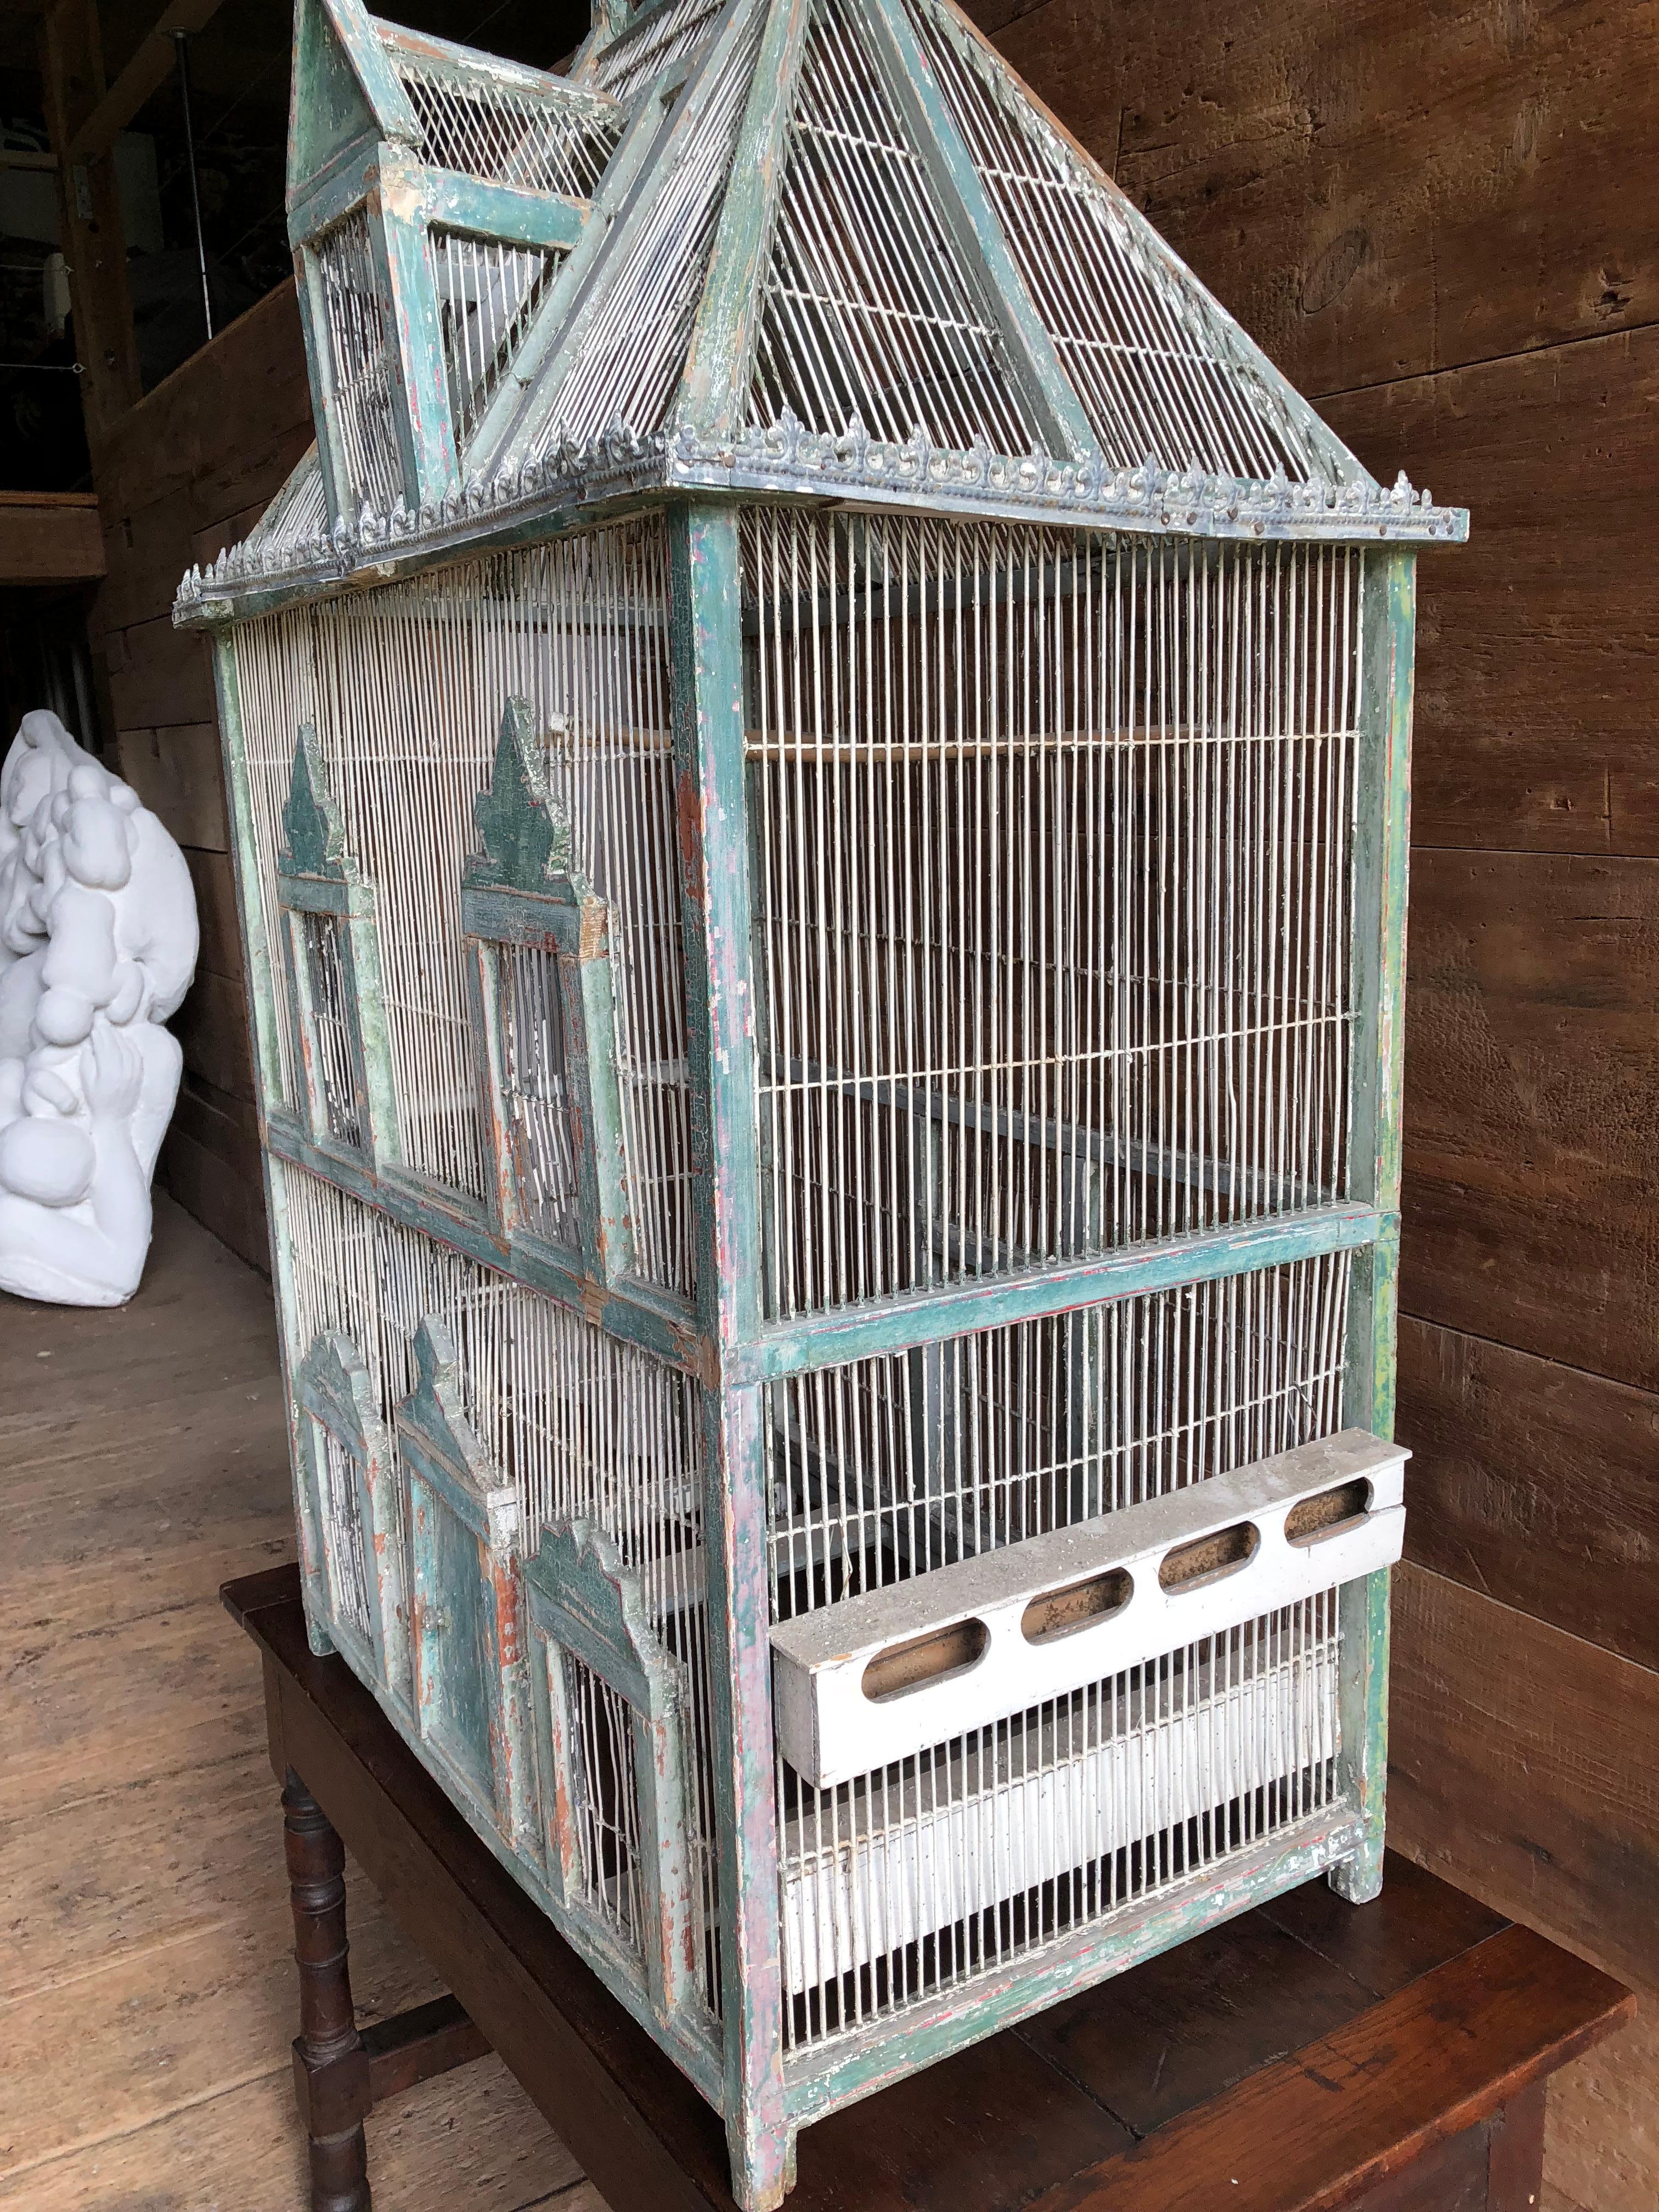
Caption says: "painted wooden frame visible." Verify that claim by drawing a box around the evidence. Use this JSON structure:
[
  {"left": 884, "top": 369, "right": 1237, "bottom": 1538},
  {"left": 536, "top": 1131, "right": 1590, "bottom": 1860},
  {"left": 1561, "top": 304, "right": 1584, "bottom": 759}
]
[
  {"left": 397, "top": 1316, "right": 538, "bottom": 1858},
  {"left": 294, "top": 1328, "right": 411, "bottom": 1705},
  {"left": 522, "top": 1521, "right": 700, "bottom": 2017},
  {"left": 462, "top": 697, "right": 636, "bottom": 1284},
  {"left": 285, "top": 0, "right": 616, "bottom": 526},
  {"left": 275, "top": 723, "right": 399, "bottom": 1171}
]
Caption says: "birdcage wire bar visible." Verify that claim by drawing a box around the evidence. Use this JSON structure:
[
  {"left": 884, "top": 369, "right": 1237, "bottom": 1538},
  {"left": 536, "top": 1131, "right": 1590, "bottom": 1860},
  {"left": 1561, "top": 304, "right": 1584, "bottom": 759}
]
[
  {"left": 745, "top": 508, "right": 1361, "bottom": 1322},
  {"left": 233, "top": 520, "right": 695, "bottom": 1293},
  {"left": 766, "top": 1245, "right": 1349, "bottom": 2042},
  {"left": 563, "top": 1650, "right": 650, "bottom": 1950},
  {"left": 536, "top": 9, "right": 765, "bottom": 448},
  {"left": 746, "top": 0, "right": 1037, "bottom": 455},
  {"left": 276, "top": 1156, "right": 724, "bottom": 2017},
  {"left": 778, "top": 1591, "right": 1340, "bottom": 2038},
  {"left": 433, "top": 231, "right": 561, "bottom": 450},
  {"left": 591, "top": 0, "right": 734, "bottom": 104},
  {"left": 500, "top": 940, "right": 582, "bottom": 1245},
  {"left": 319, "top": 1425, "right": 376, "bottom": 1639},
  {"left": 311, "top": 206, "right": 406, "bottom": 514},
  {"left": 385, "top": 35, "right": 622, "bottom": 197},
  {"left": 300, "top": 911, "right": 365, "bottom": 1148}
]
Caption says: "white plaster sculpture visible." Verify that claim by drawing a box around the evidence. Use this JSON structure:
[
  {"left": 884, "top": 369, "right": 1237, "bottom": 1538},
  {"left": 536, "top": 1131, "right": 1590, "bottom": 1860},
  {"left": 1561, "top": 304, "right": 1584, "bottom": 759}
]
[{"left": 0, "top": 710, "right": 199, "bottom": 1305}]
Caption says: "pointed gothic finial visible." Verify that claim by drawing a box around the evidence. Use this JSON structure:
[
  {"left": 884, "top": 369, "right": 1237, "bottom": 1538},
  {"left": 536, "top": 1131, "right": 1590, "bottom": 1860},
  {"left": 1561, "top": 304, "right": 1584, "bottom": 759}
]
[
  {"left": 470, "top": 698, "right": 580, "bottom": 896},
  {"left": 281, "top": 723, "right": 351, "bottom": 878}
]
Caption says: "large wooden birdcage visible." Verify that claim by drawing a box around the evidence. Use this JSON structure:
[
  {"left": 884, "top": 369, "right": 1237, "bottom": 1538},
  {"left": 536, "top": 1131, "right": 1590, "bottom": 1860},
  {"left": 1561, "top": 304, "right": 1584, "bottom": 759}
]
[{"left": 175, "top": 0, "right": 1465, "bottom": 2200}]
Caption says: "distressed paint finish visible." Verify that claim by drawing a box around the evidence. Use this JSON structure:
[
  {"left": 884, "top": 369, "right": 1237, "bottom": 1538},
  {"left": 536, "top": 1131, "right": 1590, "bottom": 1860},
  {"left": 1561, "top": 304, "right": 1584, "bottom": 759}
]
[
  {"left": 275, "top": 724, "right": 401, "bottom": 1172},
  {"left": 370, "top": 168, "right": 460, "bottom": 508},
  {"left": 782, "top": 1804, "right": 1363, "bottom": 2121},
  {"left": 420, "top": 170, "right": 587, "bottom": 256},
  {"left": 674, "top": 0, "right": 813, "bottom": 439},
  {"left": 669, "top": 502, "right": 791, "bottom": 2210},
  {"left": 522, "top": 1522, "right": 701, "bottom": 2019},
  {"left": 861, "top": 0, "right": 1097, "bottom": 463},
  {"left": 398, "top": 1317, "right": 537, "bottom": 1856},
  {"left": 188, "top": 0, "right": 1448, "bottom": 2191},
  {"left": 461, "top": 698, "right": 637, "bottom": 1283},
  {"left": 1331, "top": 548, "right": 1417, "bottom": 1908},
  {"left": 737, "top": 1200, "right": 1386, "bottom": 1384},
  {"left": 263, "top": 1111, "right": 707, "bottom": 1371},
  {"left": 287, "top": 0, "right": 415, "bottom": 203},
  {"left": 294, "top": 1328, "right": 411, "bottom": 1709}
]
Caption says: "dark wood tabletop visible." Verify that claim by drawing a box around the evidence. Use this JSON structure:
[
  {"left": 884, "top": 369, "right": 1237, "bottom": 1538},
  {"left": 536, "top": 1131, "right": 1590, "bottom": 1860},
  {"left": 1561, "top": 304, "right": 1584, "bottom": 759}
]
[{"left": 224, "top": 1564, "right": 1633, "bottom": 2212}]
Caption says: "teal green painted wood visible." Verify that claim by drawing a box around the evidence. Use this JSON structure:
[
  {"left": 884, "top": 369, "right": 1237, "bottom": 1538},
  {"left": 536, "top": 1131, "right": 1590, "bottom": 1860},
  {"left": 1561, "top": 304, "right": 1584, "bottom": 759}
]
[
  {"left": 462, "top": 699, "right": 637, "bottom": 1284},
  {"left": 420, "top": 171, "right": 587, "bottom": 256},
  {"left": 276, "top": 725, "right": 402, "bottom": 1172},
  {"left": 287, "top": 0, "right": 416, "bottom": 202},
  {"left": 294, "top": 1328, "right": 411, "bottom": 1711},
  {"left": 668, "top": 502, "right": 791, "bottom": 2210},
  {"left": 1330, "top": 545, "right": 1417, "bottom": 1908},
  {"left": 673, "top": 0, "right": 811, "bottom": 440},
  {"left": 782, "top": 1804, "right": 1362, "bottom": 2121},
  {"left": 398, "top": 1316, "right": 538, "bottom": 1858},
  {"left": 286, "top": 142, "right": 381, "bottom": 249},
  {"left": 370, "top": 172, "right": 460, "bottom": 506},
  {"left": 522, "top": 1521, "right": 702, "bottom": 2021},
  {"left": 735, "top": 1201, "right": 1386, "bottom": 1383},
  {"left": 860, "top": 0, "right": 1096, "bottom": 463},
  {"left": 264, "top": 1114, "right": 706, "bottom": 1370}
]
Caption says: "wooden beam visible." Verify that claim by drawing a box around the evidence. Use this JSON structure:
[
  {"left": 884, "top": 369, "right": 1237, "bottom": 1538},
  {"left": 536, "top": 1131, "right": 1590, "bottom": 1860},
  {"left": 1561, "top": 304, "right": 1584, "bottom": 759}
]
[
  {"left": 0, "top": 492, "right": 105, "bottom": 584},
  {"left": 38, "top": 0, "right": 142, "bottom": 444},
  {"left": 69, "top": 0, "right": 229, "bottom": 162}
]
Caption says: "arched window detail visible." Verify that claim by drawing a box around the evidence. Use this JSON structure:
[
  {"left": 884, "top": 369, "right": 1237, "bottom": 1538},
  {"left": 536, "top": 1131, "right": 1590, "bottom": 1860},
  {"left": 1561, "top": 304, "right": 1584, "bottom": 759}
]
[
  {"left": 523, "top": 1521, "right": 699, "bottom": 2022},
  {"left": 463, "top": 698, "right": 635, "bottom": 1284},
  {"left": 397, "top": 1316, "right": 537, "bottom": 1857},
  {"left": 276, "top": 725, "right": 399, "bottom": 1168},
  {"left": 294, "top": 1329, "right": 409, "bottom": 1702}
]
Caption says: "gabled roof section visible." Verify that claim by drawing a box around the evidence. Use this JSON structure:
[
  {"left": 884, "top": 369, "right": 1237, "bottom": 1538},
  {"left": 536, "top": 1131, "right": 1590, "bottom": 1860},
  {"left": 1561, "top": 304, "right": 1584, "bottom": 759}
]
[
  {"left": 180, "top": 0, "right": 1467, "bottom": 627},
  {"left": 901, "top": 0, "right": 1359, "bottom": 484},
  {"left": 287, "top": 0, "right": 419, "bottom": 198}
]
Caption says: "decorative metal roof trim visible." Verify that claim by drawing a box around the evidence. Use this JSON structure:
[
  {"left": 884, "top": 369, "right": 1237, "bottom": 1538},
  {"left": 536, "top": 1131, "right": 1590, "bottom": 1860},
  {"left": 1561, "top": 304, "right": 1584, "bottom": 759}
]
[{"left": 174, "top": 414, "right": 1468, "bottom": 625}]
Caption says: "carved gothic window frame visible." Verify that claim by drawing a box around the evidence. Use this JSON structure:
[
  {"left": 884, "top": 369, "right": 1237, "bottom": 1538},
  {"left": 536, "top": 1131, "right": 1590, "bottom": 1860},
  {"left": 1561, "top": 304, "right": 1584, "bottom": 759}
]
[
  {"left": 275, "top": 724, "right": 400, "bottom": 1171},
  {"left": 522, "top": 1520, "right": 700, "bottom": 2022},
  {"left": 294, "top": 1329, "right": 409, "bottom": 1704},
  {"left": 462, "top": 698, "right": 635, "bottom": 1285},
  {"left": 396, "top": 1314, "right": 538, "bottom": 1859}
]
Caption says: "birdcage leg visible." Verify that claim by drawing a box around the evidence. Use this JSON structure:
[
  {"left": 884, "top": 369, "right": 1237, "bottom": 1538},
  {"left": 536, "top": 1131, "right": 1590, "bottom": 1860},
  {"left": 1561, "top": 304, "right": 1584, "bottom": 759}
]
[{"left": 283, "top": 1768, "right": 372, "bottom": 2212}]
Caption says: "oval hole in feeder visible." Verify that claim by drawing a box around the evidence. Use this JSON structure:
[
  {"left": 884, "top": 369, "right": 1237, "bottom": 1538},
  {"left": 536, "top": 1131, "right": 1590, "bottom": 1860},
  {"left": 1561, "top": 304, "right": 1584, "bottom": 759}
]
[
  {"left": 1159, "top": 1522, "right": 1259, "bottom": 1593},
  {"left": 1021, "top": 1566, "right": 1133, "bottom": 1645},
  {"left": 862, "top": 1618, "right": 990, "bottom": 1702},
  {"left": 1285, "top": 1477, "right": 1372, "bottom": 1545}
]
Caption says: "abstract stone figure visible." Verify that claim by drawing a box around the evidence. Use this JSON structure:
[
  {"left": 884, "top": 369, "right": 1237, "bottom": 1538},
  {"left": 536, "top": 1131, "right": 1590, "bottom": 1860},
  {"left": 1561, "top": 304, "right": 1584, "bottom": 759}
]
[{"left": 0, "top": 710, "right": 199, "bottom": 1305}]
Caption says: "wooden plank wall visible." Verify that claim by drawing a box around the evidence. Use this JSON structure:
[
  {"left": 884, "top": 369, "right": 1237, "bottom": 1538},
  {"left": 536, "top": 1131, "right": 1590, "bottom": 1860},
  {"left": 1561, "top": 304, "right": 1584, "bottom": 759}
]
[
  {"left": 957, "top": 2, "right": 1656, "bottom": 2204},
  {"left": 87, "top": 278, "right": 312, "bottom": 1274}
]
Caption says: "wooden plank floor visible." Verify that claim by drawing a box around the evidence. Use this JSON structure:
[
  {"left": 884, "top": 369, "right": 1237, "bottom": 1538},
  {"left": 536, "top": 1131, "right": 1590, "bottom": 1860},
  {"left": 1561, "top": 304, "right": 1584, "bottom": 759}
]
[{"left": 0, "top": 1197, "right": 604, "bottom": 2212}]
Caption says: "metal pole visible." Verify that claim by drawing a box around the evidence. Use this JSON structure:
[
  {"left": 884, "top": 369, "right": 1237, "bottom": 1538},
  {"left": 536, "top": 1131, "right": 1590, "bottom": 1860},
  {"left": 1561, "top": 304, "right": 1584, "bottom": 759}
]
[{"left": 173, "top": 30, "right": 213, "bottom": 343}]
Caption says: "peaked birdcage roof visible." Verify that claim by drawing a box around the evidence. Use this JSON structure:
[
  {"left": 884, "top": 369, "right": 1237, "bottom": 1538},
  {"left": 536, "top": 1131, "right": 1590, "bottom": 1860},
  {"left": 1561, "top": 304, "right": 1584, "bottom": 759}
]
[{"left": 177, "top": 0, "right": 1465, "bottom": 625}]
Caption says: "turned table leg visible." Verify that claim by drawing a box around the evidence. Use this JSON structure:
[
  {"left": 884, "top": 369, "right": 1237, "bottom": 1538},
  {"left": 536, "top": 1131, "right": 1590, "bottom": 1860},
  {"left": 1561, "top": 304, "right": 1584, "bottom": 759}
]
[{"left": 283, "top": 1769, "right": 373, "bottom": 2212}]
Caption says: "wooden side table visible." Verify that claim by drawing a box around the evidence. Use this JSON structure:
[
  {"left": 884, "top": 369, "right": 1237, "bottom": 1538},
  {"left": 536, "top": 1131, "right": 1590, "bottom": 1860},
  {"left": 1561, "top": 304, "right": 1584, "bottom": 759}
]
[{"left": 225, "top": 1565, "right": 1633, "bottom": 2212}]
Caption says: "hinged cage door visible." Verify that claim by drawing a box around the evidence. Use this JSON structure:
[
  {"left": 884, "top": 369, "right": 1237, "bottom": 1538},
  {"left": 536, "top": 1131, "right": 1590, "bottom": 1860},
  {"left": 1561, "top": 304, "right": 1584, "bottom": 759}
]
[
  {"left": 464, "top": 699, "right": 635, "bottom": 1282},
  {"left": 523, "top": 1521, "right": 701, "bottom": 2021},
  {"left": 275, "top": 724, "right": 399, "bottom": 1169},
  {"left": 293, "top": 1328, "right": 409, "bottom": 1702},
  {"left": 398, "top": 1316, "right": 537, "bottom": 1855}
]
